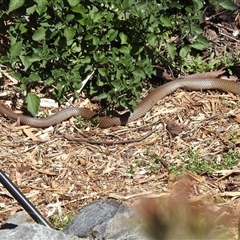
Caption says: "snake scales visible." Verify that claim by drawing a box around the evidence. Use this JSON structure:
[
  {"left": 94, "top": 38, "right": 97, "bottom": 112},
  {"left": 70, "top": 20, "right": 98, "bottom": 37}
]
[{"left": 0, "top": 78, "right": 240, "bottom": 128}]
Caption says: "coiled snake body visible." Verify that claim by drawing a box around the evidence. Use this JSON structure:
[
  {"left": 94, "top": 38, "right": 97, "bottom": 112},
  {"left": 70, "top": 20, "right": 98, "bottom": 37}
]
[{"left": 0, "top": 78, "right": 240, "bottom": 128}]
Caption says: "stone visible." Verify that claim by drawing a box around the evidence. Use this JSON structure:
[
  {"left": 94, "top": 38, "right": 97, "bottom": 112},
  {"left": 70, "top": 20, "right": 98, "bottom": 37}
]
[
  {"left": 0, "top": 223, "right": 68, "bottom": 240},
  {"left": 64, "top": 199, "right": 148, "bottom": 239},
  {"left": 64, "top": 199, "right": 121, "bottom": 237},
  {"left": 0, "top": 199, "right": 149, "bottom": 240},
  {"left": 4, "top": 211, "right": 33, "bottom": 225}
]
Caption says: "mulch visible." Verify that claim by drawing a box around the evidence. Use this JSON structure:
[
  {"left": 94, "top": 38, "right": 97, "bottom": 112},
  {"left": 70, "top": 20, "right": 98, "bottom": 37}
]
[{"left": 0, "top": 5, "right": 240, "bottom": 238}]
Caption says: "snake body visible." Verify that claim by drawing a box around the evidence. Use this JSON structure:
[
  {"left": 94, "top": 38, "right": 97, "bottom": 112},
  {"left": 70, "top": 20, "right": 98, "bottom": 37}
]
[{"left": 0, "top": 78, "right": 240, "bottom": 128}]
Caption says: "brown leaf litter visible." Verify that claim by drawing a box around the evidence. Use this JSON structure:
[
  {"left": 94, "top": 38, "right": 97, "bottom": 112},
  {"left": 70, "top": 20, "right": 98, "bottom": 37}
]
[{"left": 0, "top": 85, "right": 240, "bottom": 237}]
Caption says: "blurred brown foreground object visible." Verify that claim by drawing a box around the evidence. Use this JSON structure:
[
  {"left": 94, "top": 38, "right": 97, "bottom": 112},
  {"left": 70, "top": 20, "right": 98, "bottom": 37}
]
[{"left": 135, "top": 176, "right": 238, "bottom": 240}]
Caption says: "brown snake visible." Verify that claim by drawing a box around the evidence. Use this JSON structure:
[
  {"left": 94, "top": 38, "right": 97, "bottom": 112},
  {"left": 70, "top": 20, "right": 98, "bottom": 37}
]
[{"left": 0, "top": 78, "right": 240, "bottom": 128}]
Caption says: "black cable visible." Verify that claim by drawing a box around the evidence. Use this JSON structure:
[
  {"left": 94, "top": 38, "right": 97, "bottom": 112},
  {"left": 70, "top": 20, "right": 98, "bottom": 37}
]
[{"left": 0, "top": 169, "right": 52, "bottom": 228}]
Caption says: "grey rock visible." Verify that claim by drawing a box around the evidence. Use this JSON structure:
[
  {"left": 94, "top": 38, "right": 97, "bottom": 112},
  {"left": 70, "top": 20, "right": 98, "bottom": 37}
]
[
  {"left": 93, "top": 202, "right": 148, "bottom": 240},
  {"left": 0, "top": 223, "right": 68, "bottom": 240},
  {"left": 5, "top": 211, "right": 33, "bottom": 225},
  {"left": 64, "top": 199, "right": 121, "bottom": 237},
  {"left": 64, "top": 199, "right": 149, "bottom": 240},
  {"left": 68, "top": 237, "right": 89, "bottom": 240},
  {"left": 1, "top": 212, "right": 88, "bottom": 240},
  {"left": 0, "top": 199, "right": 149, "bottom": 240}
]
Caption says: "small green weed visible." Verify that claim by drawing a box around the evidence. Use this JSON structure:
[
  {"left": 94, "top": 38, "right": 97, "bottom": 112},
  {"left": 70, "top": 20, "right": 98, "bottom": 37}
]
[
  {"left": 149, "top": 164, "right": 157, "bottom": 172},
  {"left": 149, "top": 156, "right": 162, "bottom": 172},
  {"left": 180, "top": 50, "right": 236, "bottom": 74},
  {"left": 222, "top": 149, "right": 240, "bottom": 166},
  {"left": 50, "top": 211, "right": 75, "bottom": 230},
  {"left": 126, "top": 159, "right": 144, "bottom": 174},
  {"left": 169, "top": 149, "right": 240, "bottom": 175},
  {"left": 229, "top": 132, "right": 238, "bottom": 144},
  {"left": 126, "top": 152, "right": 162, "bottom": 174},
  {"left": 75, "top": 116, "right": 93, "bottom": 128},
  {"left": 126, "top": 164, "right": 134, "bottom": 174}
]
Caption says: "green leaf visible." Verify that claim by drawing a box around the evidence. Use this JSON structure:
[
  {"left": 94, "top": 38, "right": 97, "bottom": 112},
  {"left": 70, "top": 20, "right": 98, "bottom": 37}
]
[
  {"left": 98, "top": 92, "right": 108, "bottom": 99},
  {"left": 35, "top": 0, "right": 48, "bottom": 15},
  {"left": 169, "top": 2, "right": 182, "bottom": 9},
  {"left": 10, "top": 41, "right": 22, "bottom": 58},
  {"left": 81, "top": 56, "right": 91, "bottom": 64},
  {"left": 71, "top": 42, "right": 81, "bottom": 52},
  {"left": 190, "top": 23, "right": 203, "bottom": 35},
  {"left": 132, "top": 68, "right": 145, "bottom": 77},
  {"left": 8, "top": 0, "right": 24, "bottom": 13},
  {"left": 116, "top": 69, "right": 124, "bottom": 80},
  {"left": 92, "top": 36, "right": 99, "bottom": 45},
  {"left": 124, "top": 99, "right": 136, "bottom": 112},
  {"left": 119, "top": 46, "right": 130, "bottom": 54},
  {"left": 190, "top": 42, "right": 206, "bottom": 50},
  {"left": 92, "top": 12, "right": 102, "bottom": 22},
  {"left": 160, "top": 17, "right": 172, "bottom": 27},
  {"left": 219, "top": 0, "right": 237, "bottom": 10},
  {"left": 192, "top": 0, "right": 203, "bottom": 10},
  {"left": 45, "top": 77, "right": 54, "bottom": 86},
  {"left": 111, "top": 47, "right": 119, "bottom": 54},
  {"left": 64, "top": 27, "right": 75, "bottom": 45},
  {"left": 19, "top": 56, "right": 31, "bottom": 70},
  {"left": 89, "top": 6, "right": 97, "bottom": 19},
  {"left": 84, "top": 34, "right": 92, "bottom": 40},
  {"left": 26, "top": 5, "right": 37, "bottom": 14},
  {"left": 167, "top": 42, "right": 176, "bottom": 59},
  {"left": 32, "top": 27, "right": 46, "bottom": 41},
  {"left": 190, "top": 36, "right": 209, "bottom": 50},
  {"left": 29, "top": 73, "right": 41, "bottom": 82},
  {"left": 147, "top": 34, "right": 157, "bottom": 46},
  {"left": 66, "top": 14, "right": 75, "bottom": 22},
  {"left": 19, "top": 23, "right": 27, "bottom": 34},
  {"left": 179, "top": 46, "right": 190, "bottom": 58},
  {"left": 85, "top": 64, "right": 93, "bottom": 72},
  {"left": 72, "top": 5, "right": 86, "bottom": 14},
  {"left": 98, "top": 68, "right": 106, "bottom": 77},
  {"left": 107, "top": 29, "right": 118, "bottom": 41},
  {"left": 26, "top": 93, "right": 40, "bottom": 116},
  {"left": 27, "top": 54, "right": 41, "bottom": 63},
  {"left": 119, "top": 32, "right": 128, "bottom": 44},
  {"left": 11, "top": 72, "right": 21, "bottom": 81},
  {"left": 67, "top": 0, "right": 80, "bottom": 7},
  {"left": 96, "top": 75, "right": 104, "bottom": 86}
]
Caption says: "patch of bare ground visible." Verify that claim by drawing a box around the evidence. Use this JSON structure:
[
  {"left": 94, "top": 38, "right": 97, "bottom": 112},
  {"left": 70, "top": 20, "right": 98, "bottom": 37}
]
[{"left": 0, "top": 86, "right": 240, "bottom": 238}]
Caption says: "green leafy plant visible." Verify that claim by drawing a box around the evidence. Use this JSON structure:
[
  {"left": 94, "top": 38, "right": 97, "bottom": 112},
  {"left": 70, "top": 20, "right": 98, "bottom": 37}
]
[
  {"left": 126, "top": 164, "right": 134, "bottom": 174},
  {"left": 169, "top": 149, "right": 240, "bottom": 175},
  {"left": 0, "top": 0, "right": 237, "bottom": 115},
  {"left": 229, "top": 132, "right": 238, "bottom": 144},
  {"left": 50, "top": 210, "right": 75, "bottom": 230},
  {"left": 75, "top": 116, "right": 93, "bottom": 128},
  {"left": 209, "top": 0, "right": 237, "bottom": 10}
]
